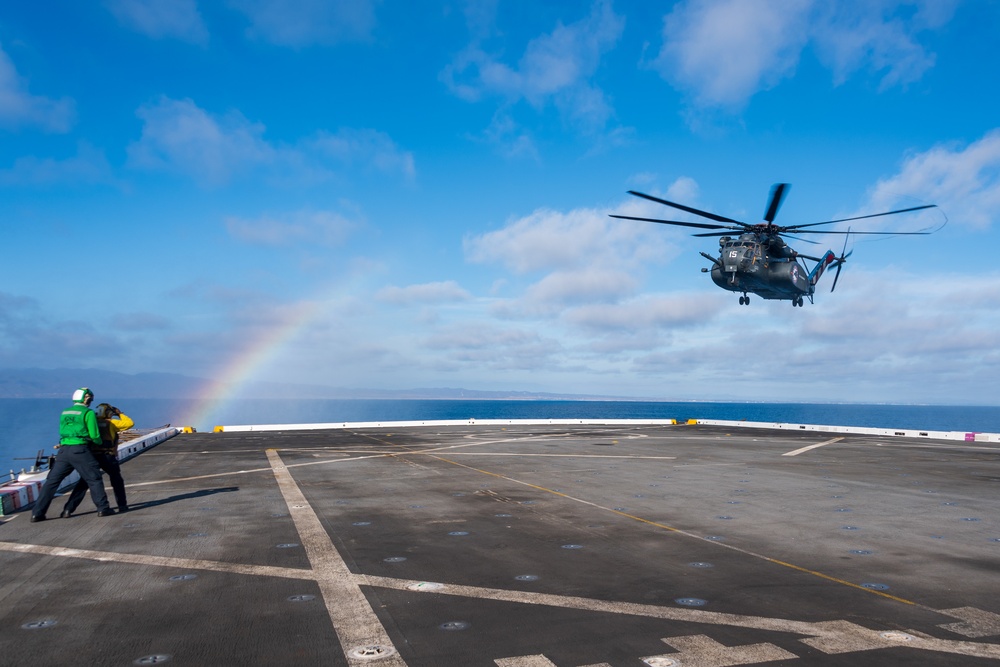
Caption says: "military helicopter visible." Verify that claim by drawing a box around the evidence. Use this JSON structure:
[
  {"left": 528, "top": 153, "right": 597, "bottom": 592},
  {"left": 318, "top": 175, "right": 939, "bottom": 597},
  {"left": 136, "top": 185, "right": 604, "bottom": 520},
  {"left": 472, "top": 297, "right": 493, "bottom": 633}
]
[{"left": 610, "top": 183, "right": 937, "bottom": 306}]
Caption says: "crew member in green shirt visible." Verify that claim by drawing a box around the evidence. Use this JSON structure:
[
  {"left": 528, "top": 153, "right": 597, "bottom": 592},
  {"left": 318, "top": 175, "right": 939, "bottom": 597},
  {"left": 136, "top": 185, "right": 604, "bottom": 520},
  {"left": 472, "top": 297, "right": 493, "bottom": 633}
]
[{"left": 31, "top": 388, "right": 114, "bottom": 522}]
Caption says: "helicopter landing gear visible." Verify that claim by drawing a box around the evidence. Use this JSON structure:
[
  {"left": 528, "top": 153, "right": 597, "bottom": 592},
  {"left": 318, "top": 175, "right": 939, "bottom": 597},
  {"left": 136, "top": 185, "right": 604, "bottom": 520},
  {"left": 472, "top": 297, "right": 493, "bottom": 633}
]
[
  {"left": 792, "top": 296, "right": 804, "bottom": 307},
  {"left": 739, "top": 295, "right": 750, "bottom": 306}
]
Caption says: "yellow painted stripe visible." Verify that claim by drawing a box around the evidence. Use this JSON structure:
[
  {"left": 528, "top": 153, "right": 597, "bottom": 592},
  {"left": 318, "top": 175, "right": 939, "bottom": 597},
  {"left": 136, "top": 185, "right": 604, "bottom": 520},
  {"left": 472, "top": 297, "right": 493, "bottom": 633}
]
[
  {"left": 350, "top": 429, "right": 919, "bottom": 606},
  {"left": 424, "top": 450, "right": 917, "bottom": 606}
]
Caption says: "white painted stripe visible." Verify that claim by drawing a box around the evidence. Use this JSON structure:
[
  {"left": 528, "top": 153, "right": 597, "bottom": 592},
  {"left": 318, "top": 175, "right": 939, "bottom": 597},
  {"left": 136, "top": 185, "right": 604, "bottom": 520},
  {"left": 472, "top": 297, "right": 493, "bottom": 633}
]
[
  {"left": 938, "top": 607, "right": 1000, "bottom": 638},
  {"left": 0, "top": 540, "right": 314, "bottom": 580},
  {"left": 5, "top": 540, "right": 999, "bottom": 661},
  {"left": 220, "top": 418, "right": 678, "bottom": 432},
  {"left": 442, "top": 453, "right": 676, "bottom": 460},
  {"left": 494, "top": 656, "right": 557, "bottom": 666},
  {"left": 694, "top": 419, "right": 991, "bottom": 442},
  {"left": 366, "top": 575, "right": 1000, "bottom": 661},
  {"left": 782, "top": 437, "right": 845, "bottom": 457},
  {"left": 648, "top": 633, "right": 797, "bottom": 665},
  {"left": 266, "top": 449, "right": 407, "bottom": 666},
  {"left": 365, "top": 574, "right": 822, "bottom": 634}
]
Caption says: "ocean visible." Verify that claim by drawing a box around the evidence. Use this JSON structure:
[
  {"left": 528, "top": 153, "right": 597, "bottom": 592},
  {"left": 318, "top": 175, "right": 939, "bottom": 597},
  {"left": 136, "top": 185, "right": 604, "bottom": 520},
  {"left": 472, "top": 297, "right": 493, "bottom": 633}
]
[{"left": 4, "top": 398, "right": 1000, "bottom": 481}]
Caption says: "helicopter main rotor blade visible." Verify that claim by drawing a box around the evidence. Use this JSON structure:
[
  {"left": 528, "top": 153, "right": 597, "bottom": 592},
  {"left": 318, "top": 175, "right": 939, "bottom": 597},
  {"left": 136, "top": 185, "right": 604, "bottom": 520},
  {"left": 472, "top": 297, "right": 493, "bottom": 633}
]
[
  {"left": 608, "top": 214, "right": 730, "bottom": 230},
  {"left": 787, "top": 229, "right": 933, "bottom": 236},
  {"left": 777, "top": 233, "right": 820, "bottom": 245},
  {"left": 783, "top": 204, "right": 937, "bottom": 230},
  {"left": 691, "top": 230, "right": 745, "bottom": 237},
  {"left": 763, "top": 183, "right": 789, "bottom": 223},
  {"left": 627, "top": 190, "right": 745, "bottom": 225}
]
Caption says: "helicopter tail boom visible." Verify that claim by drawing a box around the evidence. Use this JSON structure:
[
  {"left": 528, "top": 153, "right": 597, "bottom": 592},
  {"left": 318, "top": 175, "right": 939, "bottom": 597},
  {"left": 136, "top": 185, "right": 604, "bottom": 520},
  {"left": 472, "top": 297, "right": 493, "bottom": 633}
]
[{"left": 807, "top": 250, "right": 840, "bottom": 287}]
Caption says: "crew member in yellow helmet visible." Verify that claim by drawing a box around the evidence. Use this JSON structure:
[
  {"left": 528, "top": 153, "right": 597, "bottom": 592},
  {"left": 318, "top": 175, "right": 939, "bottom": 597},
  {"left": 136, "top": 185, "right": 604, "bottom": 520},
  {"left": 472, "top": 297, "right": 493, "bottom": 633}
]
[{"left": 60, "top": 403, "right": 134, "bottom": 517}]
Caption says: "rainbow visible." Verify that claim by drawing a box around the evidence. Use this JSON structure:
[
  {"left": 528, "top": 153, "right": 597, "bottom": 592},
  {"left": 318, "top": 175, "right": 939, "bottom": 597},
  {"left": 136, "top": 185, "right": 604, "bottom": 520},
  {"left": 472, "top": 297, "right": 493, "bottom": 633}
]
[{"left": 179, "top": 299, "right": 326, "bottom": 430}]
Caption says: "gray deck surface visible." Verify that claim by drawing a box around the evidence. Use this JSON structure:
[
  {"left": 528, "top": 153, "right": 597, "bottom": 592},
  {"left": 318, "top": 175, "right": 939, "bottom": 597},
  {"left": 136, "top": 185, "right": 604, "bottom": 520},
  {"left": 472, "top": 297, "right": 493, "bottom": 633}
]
[{"left": 1, "top": 423, "right": 999, "bottom": 666}]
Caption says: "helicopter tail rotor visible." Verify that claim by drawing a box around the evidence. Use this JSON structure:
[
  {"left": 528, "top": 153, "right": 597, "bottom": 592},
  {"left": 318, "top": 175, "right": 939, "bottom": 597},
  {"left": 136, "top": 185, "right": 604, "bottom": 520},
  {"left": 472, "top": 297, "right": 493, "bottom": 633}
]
[{"left": 829, "top": 230, "right": 853, "bottom": 293}]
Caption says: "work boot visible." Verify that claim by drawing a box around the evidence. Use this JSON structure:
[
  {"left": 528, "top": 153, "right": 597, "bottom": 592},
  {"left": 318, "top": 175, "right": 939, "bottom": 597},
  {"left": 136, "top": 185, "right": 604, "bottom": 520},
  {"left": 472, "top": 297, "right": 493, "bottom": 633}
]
[
  {"left": 118, "top": 505, "right": 129, "bottom": 513},
  {"left": 59, "top": 510, "right": 72, "bottom": 518},
  {"left": 30, "top": 515, "right": 46, "bottom": 522},
  {"left": 97, "top": 508, "right": 116, "bottom": 517}
]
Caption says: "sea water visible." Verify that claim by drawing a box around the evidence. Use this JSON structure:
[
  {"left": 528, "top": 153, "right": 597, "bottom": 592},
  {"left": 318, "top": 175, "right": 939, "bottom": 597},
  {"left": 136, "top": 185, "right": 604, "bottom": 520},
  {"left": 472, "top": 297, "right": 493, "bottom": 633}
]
[{"left": 4, "top": 398, "right": 1000, "bottom": 480}]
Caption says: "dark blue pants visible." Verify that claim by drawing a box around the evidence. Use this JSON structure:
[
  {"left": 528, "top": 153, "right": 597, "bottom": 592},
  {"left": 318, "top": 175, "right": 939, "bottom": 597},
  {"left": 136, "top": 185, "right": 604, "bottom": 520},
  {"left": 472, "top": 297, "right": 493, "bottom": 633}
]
[
  {"left": 63, "top": 451, "right": 126, "bottom": 513},
  {"left": 32, "top": 445, "right": 110, "bottom": 518}
]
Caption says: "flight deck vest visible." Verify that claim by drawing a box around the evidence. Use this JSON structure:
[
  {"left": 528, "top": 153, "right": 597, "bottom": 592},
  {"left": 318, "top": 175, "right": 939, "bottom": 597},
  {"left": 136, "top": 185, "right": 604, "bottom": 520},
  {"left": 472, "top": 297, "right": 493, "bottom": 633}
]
[
  {"left": 92, "top": 419, "right": 117, "bottom": 454},
  {"left": 59, "top": 404, "right": 97, "bottom": 445}
]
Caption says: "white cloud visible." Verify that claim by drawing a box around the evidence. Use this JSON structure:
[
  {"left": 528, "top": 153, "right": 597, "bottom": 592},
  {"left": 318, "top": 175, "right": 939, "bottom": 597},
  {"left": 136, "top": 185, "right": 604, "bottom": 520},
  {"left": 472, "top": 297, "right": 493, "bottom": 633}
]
[
  {"left": 442, "top": 0, "right": 625, "bottom": 135},
  {"left": 104, "top": 0, "right": 209, "bottom": 44},
  {"left": 812, "top": 1, "right": 956, "bottom": 89},
  {"left": 0, "top": 142, "right": 116, "bottom": 187},
  {"left": 230, "top": 0, "right": 378, "bottom": 47},
  {"left": 423, "top": 324, "right": 562, "bottom": 370},
  {"left": 786, "top": 268, "right": 1000, "bottom": 393},
  {"left": 526, "top": 269, "right": 638, "bottom": 306},
  {"left": 0, "top": 291, "right": 121, "bottom": 366},
  {"left": 565, "top": 293, "right": 715, "bottom": 331},
  {"left": 376, "top": 281, "right": 473, "bottom": 305},
  {"left": 126, "top": 96, "right": 415, "bottom": 186},
  {"left": 654, "top": 0, "right": 811, "bottom": 110},
  {"left": 459, "top": 0, "right": 500, "bottom": 41},
  {"left": 464, "top": 204, "right": 671, "bottom": 274},
  {"left": 473, "top": 111, "right": 540, "bottom": 161},
  {"left": 127, "top": 97, "right": 274, "bottom": 185},
  {"left": 111, "top": 312, "right": 172, "bottom": 331},
  {"left": 459, "top": 197, "right": 715, "bottom": 364},
  {"left": 225, "top": 209, "right": 359, "bottom": 246},
  {"left": 0, "top": 44, "right": 75, "bottom": 133},
  {"left": 593, "top": 265, "right": 1000, "bottom": 402},
  {"left": 867, "top": 129, "right": 1000, "bottom": 229},
  {"left": 652, "top": 0, "right": 956, "bottom": 113},
  {"left": 306, "top": 129, "right": 416, "bottom": 181}
]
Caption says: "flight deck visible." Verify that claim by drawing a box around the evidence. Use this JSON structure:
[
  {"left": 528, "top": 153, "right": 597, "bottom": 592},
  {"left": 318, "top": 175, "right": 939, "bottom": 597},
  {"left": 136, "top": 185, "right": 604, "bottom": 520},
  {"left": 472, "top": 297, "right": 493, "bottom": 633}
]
[{"left": 1, "top": 422, "right": 999, "bottom": 666}]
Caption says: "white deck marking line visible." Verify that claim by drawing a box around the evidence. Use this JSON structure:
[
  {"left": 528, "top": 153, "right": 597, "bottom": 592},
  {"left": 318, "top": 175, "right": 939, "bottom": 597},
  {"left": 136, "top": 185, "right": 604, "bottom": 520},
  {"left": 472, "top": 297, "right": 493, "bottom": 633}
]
[
  {"left": 126, "top": 455, "right": 378, "bottom": 486},
  {"left": 6, "top": 534, "right": 997, "bottom": 661},
  {"left": 876, "top": 442, "right": 1000, "bottom": 451},
  {"left": 494, "top": 656, "right": 557, "bottom": 666},
  {"left": 126, "top": 467, "right": 278, "bottom": 486},
  {"left": 0, "top": 540, "right": 314, "bottom": 580},
  {"left": 365, "top": 576, "right": 1000, "bottom": 661},
  {"left": 354, "top": 432, "right": 666, "bottom": 460},
  {"left": 782, "top": 437, "right": 845, "bottom": 457},
  {"left": 266, "top": 449, "right": 407, "bottom": 667},
  {"left": 439, "top": 453, "right": 676, "bottom": 460}
]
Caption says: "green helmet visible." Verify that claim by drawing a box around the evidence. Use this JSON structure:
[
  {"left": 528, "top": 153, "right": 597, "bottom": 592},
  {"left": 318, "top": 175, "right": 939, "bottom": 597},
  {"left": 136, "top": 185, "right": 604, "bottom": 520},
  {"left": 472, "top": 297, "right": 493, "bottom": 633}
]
[{"left": 72, "top": 387, "right": 94, "bottom": 403}]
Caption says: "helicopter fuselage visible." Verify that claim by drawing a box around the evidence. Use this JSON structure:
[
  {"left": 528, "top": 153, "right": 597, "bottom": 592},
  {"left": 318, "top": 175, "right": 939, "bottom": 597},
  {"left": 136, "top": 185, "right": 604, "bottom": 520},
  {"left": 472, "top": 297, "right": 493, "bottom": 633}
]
[{"left": 702, "top": 233, "right": 813, "bottom": 304}]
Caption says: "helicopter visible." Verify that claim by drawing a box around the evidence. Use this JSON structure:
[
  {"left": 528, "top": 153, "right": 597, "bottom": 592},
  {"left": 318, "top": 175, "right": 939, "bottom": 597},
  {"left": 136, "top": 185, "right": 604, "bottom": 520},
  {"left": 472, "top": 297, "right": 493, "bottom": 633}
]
[{"left": 610, "top": 183, "right": 937, "bottom": 306}]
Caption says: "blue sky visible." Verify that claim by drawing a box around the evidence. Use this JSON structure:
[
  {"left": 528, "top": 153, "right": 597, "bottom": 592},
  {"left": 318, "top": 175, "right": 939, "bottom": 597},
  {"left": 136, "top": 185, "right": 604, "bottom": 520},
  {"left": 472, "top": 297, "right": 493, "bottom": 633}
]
[{"left": 2, "top": 0, "right": 999, "bottom": 405}]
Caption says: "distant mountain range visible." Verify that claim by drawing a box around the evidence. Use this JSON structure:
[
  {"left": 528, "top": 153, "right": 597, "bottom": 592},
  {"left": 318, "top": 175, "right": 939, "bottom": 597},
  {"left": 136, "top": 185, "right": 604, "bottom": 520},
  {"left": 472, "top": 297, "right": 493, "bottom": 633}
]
[
  {"left": 0, "top": 368, "right": 637, "bottom": 401},
  {"left": 0, "top": 368, "right": 204, "bottom": 399}
]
